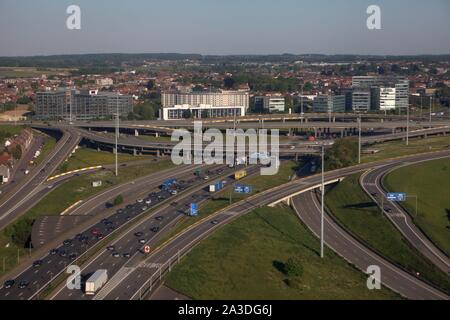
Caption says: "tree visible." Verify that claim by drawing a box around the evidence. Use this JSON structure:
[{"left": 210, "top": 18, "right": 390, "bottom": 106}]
[
  {"left": 325, "top": 137, "right": 358, "bottom": 170},
  {"left": 11, "top": 145, "right": 22, "bottom": 160},
  {"left": 284, "top": 257, "right": 304, "bottom": 277},
  {"left": 113, "top": 195, "right": 124, "bottom": 206},
  {"left": 146, "top": 79, "right": 155, "bottom": 90},
  {"left": 223, "top": 77, "right": 235, "bottom": 89}
]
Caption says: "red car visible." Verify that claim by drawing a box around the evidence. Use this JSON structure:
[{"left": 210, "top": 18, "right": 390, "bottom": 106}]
[{"left": 91, "top": 228, "right": 100, "bottom": 236}]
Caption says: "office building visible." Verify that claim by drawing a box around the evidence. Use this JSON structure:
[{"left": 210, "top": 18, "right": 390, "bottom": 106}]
[
  {"left": 351, "top": 76, "right": 409, "bottom": 112},
  {"left": 313, "top": 95, "right": 345, "bottom": 113},
  {"left": 254, "top": 95, "right": 286, "bottom": 113},
  {"left": 161, "top": 90, "right": 249, "bottom": 120},
  {"left": 36, "top": 88, "right": 132, "bottom": 120}
]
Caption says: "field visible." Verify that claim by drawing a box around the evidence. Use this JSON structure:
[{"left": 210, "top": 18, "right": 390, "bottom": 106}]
[
  {"left": 57, "top": 147, "right": 150, "bottom": 173},
  {"left": 325, "top": 174, "right": 450, "bottom": 293},
  {"left": 165, "top": 206, "right": 399, "bottom": 300},
  {"left": 0, "top": 67, "right": 73, "bottom": 78},
  {"left": 384, "top": 158, "right": 450, "bottom": 255},
  {"left": 362, "top": 135, "right": 450, "bottom": 163}
]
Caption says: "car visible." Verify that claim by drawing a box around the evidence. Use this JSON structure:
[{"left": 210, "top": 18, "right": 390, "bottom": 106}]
[
  {"left": 134, "top": 232, "right": 144, "bottom": 237},
  {"left": 106, "top": 245, "right": 115, "bottom": 251},
  {"left": 204, "top": 176, "right": 209, "bottom": 180},
  {"left": 49, "top": 248, "right": 58, "bottom": 255},
  {"left": 386, "top": 208, "right": 393, "bottom": 213},
  {"left": 138, "top": 239, "right": 146, "bottom": 244},
  {"left": 170, "top": 190, "right": 178, "bottom": 195},
  {"left": 63, "top": 239, "right": 72, "bottom": 246},
  {"left": 126, "top": 216, "right": 131, "bottom": 221},
  {"left": 155, "top": 216, "right": 164, "bottom": 221},
  {"left": 32, "top": 260, "right": 43, "bottom": 268},
  {"left": 112, "top": 252, "right": 120, "bottom": 258},
  {"left": 145, "top": 199, "right": 152, "bottom": 205},
  {"left": 137, "top": 199, "right": 144, "bottom": 204},
  {"left": 122, "top": 253, "right": 131, "bottom": 258},
  {"left": 96, "top": 233, "right": 104, "bottom": 240},
  {"left": 211, "top": 220, "right": 219, "bottom": 225},
  {"left": 69, "top": 253, "right": 77, "bottom": 260},
  {"left": 142, "top": 206, "right": 148, "bottom": 211},
  {"left": 75, "top": 233, "right": 83, "bottom": 240},
  {"left": 107, "top": 226, "right": 115, "bottom": 232},
  {"left": 91, "top": 228, "right": 101, "bottom": 235},
  {"left": 3, "top": 280, "right": 14, "bottom": 289},
  {"left": 101, "top": 218, "right": 109, "bottom": 224},
  {"left": 59, "top": 250, "right": 67, "bottom": 257},
  {"left": 18, "top": 280, "right": 29, "bottom": 289},
  {"left": 150, "top": 227, "right": 159, "bottom": 233}
]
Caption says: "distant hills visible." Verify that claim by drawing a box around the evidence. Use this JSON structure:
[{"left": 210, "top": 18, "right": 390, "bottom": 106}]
[{"left": 0, "top": 53, "right": 449, "bottom": 69}]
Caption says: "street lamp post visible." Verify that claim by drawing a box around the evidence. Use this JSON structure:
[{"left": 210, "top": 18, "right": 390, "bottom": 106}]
[
  {"left": 321, "top": 144, "right": 325, "bottom": 258},
  {"left": 429, "top": 96, "right": 433, "bottom": 124},
  {"left": 115, "top": 93, "right": 119, "bottom": 177},
  {"left": 358, "top": 116, "right": 362, "bottom": 164},
  {"left": 406, "top": 103, "right": 410, "bottom": 146}
]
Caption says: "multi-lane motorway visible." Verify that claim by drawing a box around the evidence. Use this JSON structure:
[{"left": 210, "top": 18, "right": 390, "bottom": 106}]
[
  {"left": 361, "top": 164, "right": 450, "bottom": 273},
  {"left": 96, "top": 150, "right": 450, "bottom": 300},
  {"left": 0, "top": 128, "right": 81, "bottom": 230}
]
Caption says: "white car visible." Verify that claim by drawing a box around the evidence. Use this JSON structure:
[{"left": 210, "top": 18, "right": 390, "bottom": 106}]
[
  {"left": 145, "top": 199, "right": 152, "bottom": 205},
  {"left": 137, "top": 199, "right": 143, "bottom": 204}
]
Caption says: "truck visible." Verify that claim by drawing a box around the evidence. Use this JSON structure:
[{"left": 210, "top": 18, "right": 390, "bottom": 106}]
[
  {"left": 209, "top": 181, "right": 224, "bottom": 193},
  {"left": 161, "top": 179, "right": 177, "bottom": 190},
  {"left": 234, "top": 170, "right": 247, "bottom": 180},
  {"left": 85, "top": 269, "right": 108, "bottom": 295}
]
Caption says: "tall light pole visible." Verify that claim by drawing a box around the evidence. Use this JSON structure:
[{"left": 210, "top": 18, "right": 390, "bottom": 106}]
[
  {"left": 429, "top": 96, "right": 433, "bottom": 124},
  {"left": 321, "top": 144, "right": 325, "bottom": 258},
  {"left": 300, "top": 84, "right": 304, "bottom": 122},
  {"left": 115, "top": 93, "right": 119, "bottom": 177},
  {"left": 406, "top": 104, "right": 410, "bottom": 146},
  {"left": 358, "top": 116, "right": 362, "bottom": 164}
]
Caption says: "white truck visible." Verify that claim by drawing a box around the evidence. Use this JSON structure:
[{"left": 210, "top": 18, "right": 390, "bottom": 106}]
[{"left": 85, "top": 269, "right": 108, "bottom": 295}]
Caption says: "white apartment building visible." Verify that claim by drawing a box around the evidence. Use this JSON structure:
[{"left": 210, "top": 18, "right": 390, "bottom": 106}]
[
  {"left": 161, "top": 90, "right": 249, "bottom": 120},
  {"left": 254, "top": 95, "right": 286, "bottom": 113},
  {"left": 379, "top": 87, "right": 396, "bottom": 110}
]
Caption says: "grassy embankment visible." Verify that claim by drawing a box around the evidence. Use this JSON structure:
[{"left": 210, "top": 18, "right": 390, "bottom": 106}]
[
  {"left": 165, "top": 206, "right": 400, "bottom": 300},
  {"left": 325, "top": 174, "right": 450, "bottom": 293},
  {"left": 384, "top": 158, "right": 450, "bottom": 255}
]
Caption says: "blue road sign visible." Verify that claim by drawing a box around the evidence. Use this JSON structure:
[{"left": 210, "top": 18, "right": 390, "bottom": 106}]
[
  {"left": 387, "top": 193, "right": 407, "bottom": 202},
  {"left": 234, "top": 184, "right": 253, "bottom": 194},
  {"left": 190, "top": 203, "right": 199, "bottom": 216}
]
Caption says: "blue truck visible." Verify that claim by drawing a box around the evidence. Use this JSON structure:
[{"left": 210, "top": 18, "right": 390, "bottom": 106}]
[{"left": 161, "top": 179, "right": 177, "bottom": 190}]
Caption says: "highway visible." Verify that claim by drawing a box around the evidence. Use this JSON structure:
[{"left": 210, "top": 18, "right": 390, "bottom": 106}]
[
  {"left": 62, "top": 124, "right": 450, "bottom": 156},
  {"left": 292, "top": 191, "right": 448, "bottom": 300},
  {"left": 50, "top": 164, "right": 261, "bottom": 300},
  {"left": 360, "top": 164, "right": 450, "bottom": 273},
  {"left": 98, "top": 150, "right": 450, "bottom": 300},
  {"left": 0, "top": 163, "right": 208, "bottom": 299},
  {"left": 0, "top": 128, "right": 81, "bottom": 230}
]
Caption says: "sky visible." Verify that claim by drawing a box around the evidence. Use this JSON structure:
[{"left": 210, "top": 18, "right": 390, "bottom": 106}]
[{"left": 0, "top": 0, "right": 449, "bottom": 57}]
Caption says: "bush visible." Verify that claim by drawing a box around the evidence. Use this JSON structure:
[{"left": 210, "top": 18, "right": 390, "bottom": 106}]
[
  {"left": 113, "top": 195, "right": 124, "bottom": 206},
  {"left": 284, "top": 257, "right": 304, "bottom": 277},
  {"left": 4, "top": 218, "right": 33, "bottom": 247}
]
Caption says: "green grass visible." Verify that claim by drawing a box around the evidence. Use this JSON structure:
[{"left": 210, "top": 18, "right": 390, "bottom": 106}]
[
  {"left": 0, "top": 160, "right": 174, "bottom": 277},
  {"left": 165, "top": 206, "right": 399, "bottom": 300},
  {"left": 57, "top": 147, "right": 150, "bottom": 173},
  {"left": 325, "top": 174, "right": 450, "bottom": 293},
  {"left": 34, "top": 135, "right": 57, "bottom": 166},
  {"left": 0, "top": 125, "right": 23, "bottom": 137},
  {"left": 162, "top": 161, "right": 299, "bottom": 242},
  {"left": 384, "top": 158, "right": 450, "bottom": 255},
  {"left": 362, "top": 135, "right": 450, "bottom": 163}
]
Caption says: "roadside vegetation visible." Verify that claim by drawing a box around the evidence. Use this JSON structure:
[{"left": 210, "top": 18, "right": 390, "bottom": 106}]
[
  {"left": 57, "top": 146, "right": 150, "bottom": 174},
  {"left": 165, "top": 206, "right": 399, "bottom": 300},
  {"left": 362, "top": 135, "right": 450, "bottom": 163},
  {"left": 325, "top": 174, "right": 450, "bottom": 293},
  {"left": 384, "top": 158, "right": 450, "bottom": 255}
]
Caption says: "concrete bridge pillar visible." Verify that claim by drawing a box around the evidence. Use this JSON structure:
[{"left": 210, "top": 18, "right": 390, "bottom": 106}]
[
  {"left": 392, "top": 128, "right": 396, "bottom": 135},
  {"left": 133, "top": 148, "right": 137, "bottom": 156},
  {"left": 155, "top": 132, "right": 159, "bottom": 138},
  {"left": 340, "top": 129, "right": 344, "bottom": 138},
  {"left": 333, "top": 116, "right": 336, "bottom": 123},
  {"left": 113, "top": 147, "right": 117, "bottom": 155},
  {"left": 156, "top": 149, "right": 161, "bottom": 157},
  {"left": 134, "top": 129, "right": 139, "bottom": 137},
  {"left": 314, "top": 128, "right": 317, "bottom": 138}
]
